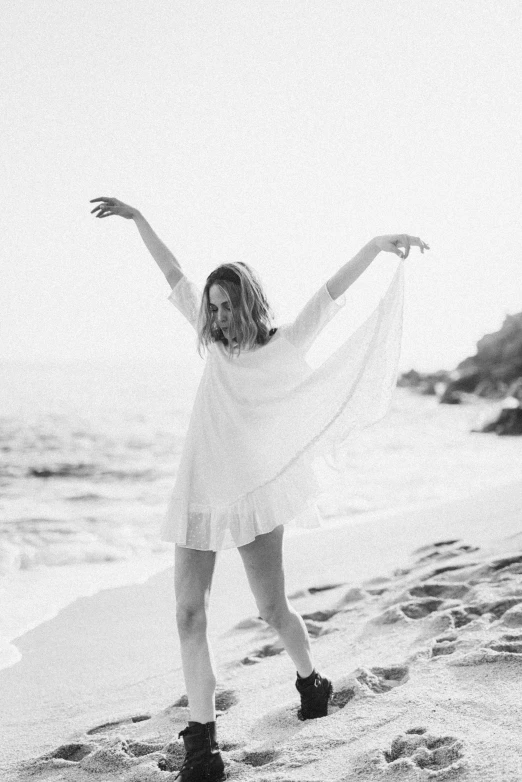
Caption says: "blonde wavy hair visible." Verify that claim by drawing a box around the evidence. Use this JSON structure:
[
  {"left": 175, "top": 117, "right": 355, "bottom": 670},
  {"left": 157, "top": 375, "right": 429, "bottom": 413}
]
[{"left": 197, "top": 262, "right": 276, "bottom": 358}]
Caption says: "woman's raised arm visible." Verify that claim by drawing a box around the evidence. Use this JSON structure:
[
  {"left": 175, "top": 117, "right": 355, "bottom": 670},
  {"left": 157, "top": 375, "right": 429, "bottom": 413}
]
[
  {"left": 90, "top": 197, "right": 183, "bottom": 288},
  {"left": 326, "top": 235, "right": 430, "bottom": 300}
]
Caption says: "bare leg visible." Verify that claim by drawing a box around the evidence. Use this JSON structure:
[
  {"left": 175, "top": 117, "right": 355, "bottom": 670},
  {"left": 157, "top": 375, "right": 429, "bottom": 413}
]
[
  {"left": 237, "top": 525, "right": 314, "bottom": 678},
  {"left": 174, "top": 544, "right": 218, "bottom": 723}
]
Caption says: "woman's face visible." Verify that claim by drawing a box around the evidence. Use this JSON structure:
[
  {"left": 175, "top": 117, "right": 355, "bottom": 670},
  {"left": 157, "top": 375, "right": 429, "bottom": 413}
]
[{"left": 209, "top": 284, "right": 235, "bottom": 338}]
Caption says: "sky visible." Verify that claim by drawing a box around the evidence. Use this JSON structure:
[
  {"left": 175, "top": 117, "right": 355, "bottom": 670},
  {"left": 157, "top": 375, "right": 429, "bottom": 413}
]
[{"left": 2, "top": 0, "right": 521, "bottom": 374}]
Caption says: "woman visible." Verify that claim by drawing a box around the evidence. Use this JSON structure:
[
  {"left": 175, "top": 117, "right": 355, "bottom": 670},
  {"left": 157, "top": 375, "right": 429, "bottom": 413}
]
[{"left": 90, "top": 196, "right": 428, "bottom": 782}]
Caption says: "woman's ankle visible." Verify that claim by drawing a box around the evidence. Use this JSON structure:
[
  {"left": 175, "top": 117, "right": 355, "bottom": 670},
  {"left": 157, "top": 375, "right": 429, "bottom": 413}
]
[
  {"left": 296, "top": 668, "right": 317, "bottom": 685},
  {"left": 188, "top": 709, "right": 216, "bottom": 724}
]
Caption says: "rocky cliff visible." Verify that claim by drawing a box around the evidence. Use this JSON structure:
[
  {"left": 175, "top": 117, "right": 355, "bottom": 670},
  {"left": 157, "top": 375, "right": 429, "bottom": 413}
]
[{"left": 398, "top": 311, "right": 522, "bottom": 433}]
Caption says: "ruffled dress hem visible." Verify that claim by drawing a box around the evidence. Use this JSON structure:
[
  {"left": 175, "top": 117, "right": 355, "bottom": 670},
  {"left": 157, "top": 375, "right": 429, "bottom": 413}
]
[{"left": 162, "top": 449, "right": 325, "bottom": 550}]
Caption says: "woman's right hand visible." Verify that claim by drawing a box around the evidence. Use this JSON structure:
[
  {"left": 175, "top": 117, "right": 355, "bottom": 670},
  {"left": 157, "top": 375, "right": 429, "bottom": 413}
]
[{"left": 90, "top": 197, "right": 138, "bottom": 220}]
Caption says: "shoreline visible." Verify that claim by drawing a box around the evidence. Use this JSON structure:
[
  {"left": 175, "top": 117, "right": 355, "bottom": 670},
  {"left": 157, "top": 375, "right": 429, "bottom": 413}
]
[
  {"left": 0, "top": 490, "right": 473, "bottom": 673},
  {"left": 0, "top": 553, "right": 175, "bottom": 674},
  {"left": 4, "top": 471, "right": 521, "bottom": 674},
  {"left": 0, "top": 478, "right": 521, "bottom": 776}
]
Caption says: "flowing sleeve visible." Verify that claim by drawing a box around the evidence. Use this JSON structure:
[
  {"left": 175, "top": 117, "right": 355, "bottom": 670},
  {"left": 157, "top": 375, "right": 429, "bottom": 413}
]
[
  {"left": 283, "top": 282, "right": 347, "bottom": 354},
  {"left": 167, "top": 274, "right": 203, "bottom": 332}
]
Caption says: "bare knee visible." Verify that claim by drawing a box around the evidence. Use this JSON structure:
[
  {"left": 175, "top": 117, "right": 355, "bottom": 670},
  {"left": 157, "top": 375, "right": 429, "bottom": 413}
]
[
  {"left": 176, "top": 603, "right": 208, "bottom": 638},
  {"left": 259, "top": 600, "right": 292, "bottom": 630}
]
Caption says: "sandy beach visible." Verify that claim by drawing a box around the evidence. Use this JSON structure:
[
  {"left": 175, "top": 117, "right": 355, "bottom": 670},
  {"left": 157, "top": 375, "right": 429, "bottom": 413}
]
[{"left": 1, "top": 479, "right": 522, "bottom": 781}]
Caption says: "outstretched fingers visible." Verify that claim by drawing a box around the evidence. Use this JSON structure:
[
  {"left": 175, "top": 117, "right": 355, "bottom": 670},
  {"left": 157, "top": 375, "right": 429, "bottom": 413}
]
[
  {"left": 412, "top": 236, "right": 430, "bottom": 253},
  {"left": 386, "top": 234, "right": 430, "bottom": 259},
  {"left": 90, "top": 197, "right": 114, "bottom": 217},
  {"left": 402, "top": 235, "right": 430, "bottom": 256},
  {"left": 90, "top": 197, "right": 112, "bottom": 214},
  {"left": 89, "top": 196, "right": 135, "bottom": 220},
  {"left": 91, "top": 206, "right": 114, "bottom": 217}
]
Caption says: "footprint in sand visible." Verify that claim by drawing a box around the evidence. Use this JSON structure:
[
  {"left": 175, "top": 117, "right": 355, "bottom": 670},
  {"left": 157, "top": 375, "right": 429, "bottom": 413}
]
[
  {"left": 409, "top": 581, "right": 470, "bottom": 600},
  {"left": 484, "top": 631, "right": 522, "bottom": 656},
  {"left": 300, "top": 608, "right": 342, "bottom": 638},
  {"left": 33, "top": 714, "right": 162, "bottom": 772},
  {"left": 173, "top": 688, "right": 239, "bottom": 712},
  {"left": 240, "top": 747, "right": 280, "bottom": 767},
  {"left": 375, "top": 588, "right": 522, "bottom": 631},
  {"left": 445, "top": 626, "right": 522, "bottom": 666},
  {"left": 239, "top": 609, "right": 339, "bottom": 663},
  {"left": 39, "top": 736, "right": 167, "bottom": 776},
  {"left": 395, "top": 581, "right": 469, "bottom": 619},
  {"left": 428, "top": 561, "right": 479, "bottom": 578},
  {"left": 288, "top": 581, "right": 346, "bottom": 599},
  {"left": 233, "top": 615, "right": 267, "bottom": 630},
  {"left": 429, "top": 615, "right": 522, "bottom": 660},
  {"left": 301, "top": 608, "right": 339, "bottom": 622},
  {"left": 331, "top": 664, "right": 410, "bottom": 708},
  {"left": 363, "top": 576, "right": 392, "bottom": 596},
  {"left": 500, "top": 603, "right": 522, "bottom": 627},
  {"left": 374, "top": 597, "right": 447, "bottom": 624},
  {"left": 44, "top": 743, "right": 94, "bottom": 762},
  {"left": 431, "top": 633, "right": 459, "bottom": 657},
  {"left": 489, "top": 553, "right": 522, "bottom": 574},
  {"left": 303, "top": 618, "right": 338, "bottom": 638},
  {"left": 38, "top": 696, "right": 240, "bottom": 776},
  {"left": 241, "top": 642, "right": 286, "bottom": 665},
  {"left": 428, "top": 552, "right": 522, "bottom": 583},
  {"left": 86, "top": 713, "right": 151, "bottom": 735},
  {"left": 376, "top": 579, "right": 470, "bottom": 624},
  {"left": 383, "top": 726, "right": 466, "bottom": 775},
  {"left": 475, "top": 597, "right": 522, "bottom": 621},
  {"left": 446, "top": 597, "right": 522, "bottom": 629},
  {"left": 400, "top": 597, "right": 447, "bottom": 619},
  {"left": 445, "top": 605, "right": 482, "bottom": 628},
  {"left": 413, "top": 539, "right": 480, "bottom": 565}
]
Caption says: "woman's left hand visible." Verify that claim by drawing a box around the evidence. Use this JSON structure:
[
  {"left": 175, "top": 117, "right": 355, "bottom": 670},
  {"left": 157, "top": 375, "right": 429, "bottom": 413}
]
[{"left": 373, "top": 235, "right": 430, "bottom": 259}]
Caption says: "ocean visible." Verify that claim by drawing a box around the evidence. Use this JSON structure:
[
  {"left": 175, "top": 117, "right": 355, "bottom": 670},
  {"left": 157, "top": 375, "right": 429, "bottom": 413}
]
[{"left": 1, "top": 360, "right": 519, "bottom": 671}]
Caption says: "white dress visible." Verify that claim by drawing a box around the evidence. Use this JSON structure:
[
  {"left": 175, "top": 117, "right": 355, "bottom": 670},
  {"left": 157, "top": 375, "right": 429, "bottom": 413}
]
[{"left": 162, "top": 261, "right": 405, "bottom": 550}]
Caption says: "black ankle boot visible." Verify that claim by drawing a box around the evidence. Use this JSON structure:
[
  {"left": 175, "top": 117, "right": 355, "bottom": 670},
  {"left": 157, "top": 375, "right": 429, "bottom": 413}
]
[
  {"left": 175, "top": 720, "right": 226, "bottom": 781},
  {"left": 295, "top": 670, "right": 334, "bottom": 720}
]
